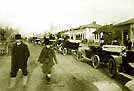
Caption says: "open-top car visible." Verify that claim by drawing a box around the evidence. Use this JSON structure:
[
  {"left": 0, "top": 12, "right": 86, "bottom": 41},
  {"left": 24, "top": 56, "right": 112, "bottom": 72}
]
[
  {"left": 78, "top": 44, "right": 134, "bottom": 79},
  {"left": 55, "top": 38, "right": 64, "bottom": 51},
  {"left": 57, "top": 39, "right": 81, "bottom": 56}
]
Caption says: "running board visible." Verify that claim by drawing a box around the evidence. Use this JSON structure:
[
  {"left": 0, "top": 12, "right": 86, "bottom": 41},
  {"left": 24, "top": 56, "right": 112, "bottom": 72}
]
[
  {"left": 119, "top": 72, "right": 134, "bottom": 79},
  {"left": 82, "top": 55, "right": 92, "bottom": 61}
]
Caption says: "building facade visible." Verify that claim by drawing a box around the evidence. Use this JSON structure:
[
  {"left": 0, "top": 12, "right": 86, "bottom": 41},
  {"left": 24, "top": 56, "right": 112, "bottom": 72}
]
[
  {"left": 63, "top": 21, "right": 101, "bottom": 41},
  {"left": 115, "top": 18, "right": 134, "bottom": 46}
]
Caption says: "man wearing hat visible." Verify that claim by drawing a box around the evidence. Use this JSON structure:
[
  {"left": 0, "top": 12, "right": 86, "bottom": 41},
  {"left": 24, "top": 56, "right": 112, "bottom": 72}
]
[
  {"left": 9, "top": 34, "right": 30, "bottom": 88},
  {"left": 38, "top": 38, "right": 57, "bottom": 82}
]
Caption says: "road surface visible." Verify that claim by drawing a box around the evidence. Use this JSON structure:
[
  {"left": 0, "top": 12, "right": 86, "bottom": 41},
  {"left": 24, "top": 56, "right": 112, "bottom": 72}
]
[{"left": 0, "top": 43, "right": 130, "bottom": 91}]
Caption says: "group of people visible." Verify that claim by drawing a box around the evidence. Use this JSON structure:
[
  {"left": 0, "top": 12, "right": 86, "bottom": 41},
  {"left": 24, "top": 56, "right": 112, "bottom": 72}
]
[{"left": 9, "top": 34, "right": 57, "bottom": 89}]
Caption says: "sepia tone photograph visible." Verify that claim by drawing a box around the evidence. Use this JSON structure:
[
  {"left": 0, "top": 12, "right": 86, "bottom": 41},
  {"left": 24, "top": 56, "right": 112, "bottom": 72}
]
[{"left": 0, "top": 0, "right": 134, "bottom": 91}]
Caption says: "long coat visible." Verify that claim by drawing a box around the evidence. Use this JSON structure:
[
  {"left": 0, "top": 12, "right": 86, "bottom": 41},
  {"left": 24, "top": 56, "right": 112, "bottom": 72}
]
[
  {"left": 38, "top": 47, "right": 57, "bottom": 73},
  {"left": 11, "top": 42, "right": 30, "bottom": 68}
]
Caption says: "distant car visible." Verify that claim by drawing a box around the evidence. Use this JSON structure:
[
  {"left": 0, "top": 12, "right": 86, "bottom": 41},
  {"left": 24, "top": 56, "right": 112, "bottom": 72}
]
[
  {"left": 78, "top": 44, "right": 134, "bottom": 79},
  {"left": 57, "top": 39, "right": 81, "bottom": 56},
  {"left": 34, "top": 39, "right": 41, "bottom": 45},
  {"left": 55, "top": 38, "right": 64, "bottom": 51}
]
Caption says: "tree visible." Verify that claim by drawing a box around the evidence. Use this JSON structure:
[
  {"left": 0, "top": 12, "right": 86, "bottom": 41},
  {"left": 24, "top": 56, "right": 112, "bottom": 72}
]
[{"left": 0, "top": 27, "right": 17, "bottom": 42}]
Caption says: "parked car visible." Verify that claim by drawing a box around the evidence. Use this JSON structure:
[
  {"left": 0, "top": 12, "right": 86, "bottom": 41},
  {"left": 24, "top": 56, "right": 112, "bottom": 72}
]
[
  {"left": 57, "top": 39, "right": 81, "bottom": 56},
  {"left": 78, "top": 44, "right": 134, "bottom": 79},
  {"left": 55, "top": 38, "right": 64, "bottom": 51}
]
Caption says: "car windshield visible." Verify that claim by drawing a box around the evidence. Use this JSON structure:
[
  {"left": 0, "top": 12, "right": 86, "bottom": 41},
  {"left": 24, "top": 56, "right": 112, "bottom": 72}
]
[
  {"left": 102, "top": 45, "right": 126, "bottom": 53},
  {"left": 68, "top": 40, "right": 81, "bottom": 43}
]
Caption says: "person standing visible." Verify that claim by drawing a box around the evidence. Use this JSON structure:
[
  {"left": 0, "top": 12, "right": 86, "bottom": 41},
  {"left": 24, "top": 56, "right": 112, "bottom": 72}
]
[
  {"left": 112, "top": 39, "right": 119, "bottom": 45},
  {"left": 38, "top": 38, "right": 57, "bottom": 82},
  {"left": 127, "top": 39, "right": 132, "bottom": 50},
  {"left": 9, "top": 34, "right": 30, "bottom": 88}
]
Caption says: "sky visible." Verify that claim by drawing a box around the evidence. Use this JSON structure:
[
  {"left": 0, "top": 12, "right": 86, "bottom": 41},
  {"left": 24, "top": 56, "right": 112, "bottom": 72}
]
[{"left": 0, "top": 0, "right": 134, "bottom": 36}]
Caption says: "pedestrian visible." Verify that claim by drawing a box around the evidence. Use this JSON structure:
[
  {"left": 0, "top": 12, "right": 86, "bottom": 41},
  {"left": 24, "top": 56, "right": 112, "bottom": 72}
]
[
  {"left": 112, "top": 39, "right": 119, "bottom": 45},
  {"left": 9, "top": 34, "right": 30, "bottom": 88},
  {"left": 38, "top": 38, "right": 58, "bottom": 82},
  {"left": 127, "top": 39, "right": 132, "bottom": 50},
  {"left": 100, "top": 37, "right": 104, "bottom": 46}
]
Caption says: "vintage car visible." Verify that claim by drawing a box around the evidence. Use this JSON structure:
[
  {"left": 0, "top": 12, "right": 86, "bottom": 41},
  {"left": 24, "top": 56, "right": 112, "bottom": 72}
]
[
  {"left": 55, "top": 38, "right": 64, "bottom": 51},
  {"left": 57, "top": 39, "right": 81, "bottom": 56},
  {"left": 78, "top": 44, "right": 134, "bottom": 79}
]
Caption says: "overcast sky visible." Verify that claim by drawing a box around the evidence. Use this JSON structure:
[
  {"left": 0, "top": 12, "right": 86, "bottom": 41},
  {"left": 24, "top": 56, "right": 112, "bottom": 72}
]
[{"left": 0, "top": 0, "right": 134, "bottom": 36}]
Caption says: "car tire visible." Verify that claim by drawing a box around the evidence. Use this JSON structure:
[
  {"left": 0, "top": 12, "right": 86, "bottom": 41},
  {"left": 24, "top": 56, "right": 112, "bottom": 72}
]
[
  {"left": 63, "top": 48, "right": 67, "bottom": 56},
  {"left": 107, "top": 57, "right": 117, "bottom": 78},
  {"left": 92, "top": 55, "right": 100, "bottom": 69}
]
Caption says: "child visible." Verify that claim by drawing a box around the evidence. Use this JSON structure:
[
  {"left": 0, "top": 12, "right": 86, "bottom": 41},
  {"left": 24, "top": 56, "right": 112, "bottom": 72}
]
[{"left": 38, "top": 38, "right": 57, "bottom": 81}]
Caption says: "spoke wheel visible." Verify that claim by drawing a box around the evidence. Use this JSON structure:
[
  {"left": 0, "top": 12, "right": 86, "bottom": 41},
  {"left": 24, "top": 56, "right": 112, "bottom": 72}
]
[
  {"left": 63, "top": 48, "right": 67, "bottom": 56},
  {"left": 92, "top": 55, "right": 100, "bottom": 69},
  {"left": 107, "top": 58, "right": 117, "bottom": 78}
]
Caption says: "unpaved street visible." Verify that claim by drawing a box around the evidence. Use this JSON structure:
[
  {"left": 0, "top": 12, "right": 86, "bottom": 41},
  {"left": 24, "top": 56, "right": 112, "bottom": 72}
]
[{"left": 0, "top": 43, "right": 130, "bottom": 91}]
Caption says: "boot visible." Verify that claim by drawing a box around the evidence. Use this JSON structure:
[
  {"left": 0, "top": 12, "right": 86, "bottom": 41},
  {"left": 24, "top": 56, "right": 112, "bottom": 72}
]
[
  {"left": 23, "top": 76, "right": 28, "bottom": 86},
  {"left": 47, "top": 74, "right": 51, "bottom": 78},
  {"left": 46, "top": 74, "right": 51, "bottom": 82},
  {"left": 8, "top": 77, "right": 16, "bottom": 89}
]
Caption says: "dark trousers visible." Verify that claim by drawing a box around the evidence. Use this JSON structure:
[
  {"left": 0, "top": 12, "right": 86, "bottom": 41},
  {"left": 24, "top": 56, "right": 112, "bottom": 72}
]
[
  {"left": 42, "top": 63, "right": 53, "bottom": 74},
  {"left": 10, "top": 64, "right": 28, "bottom": 77}
]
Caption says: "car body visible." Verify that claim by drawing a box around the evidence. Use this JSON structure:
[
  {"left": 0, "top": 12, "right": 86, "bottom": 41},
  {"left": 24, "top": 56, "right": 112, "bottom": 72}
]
[
  {"left": 78, "top": 44, "right": 134, "bottom": 79},
  {"left": 57, "top": 39, "right": 80, "bottom": 56}
]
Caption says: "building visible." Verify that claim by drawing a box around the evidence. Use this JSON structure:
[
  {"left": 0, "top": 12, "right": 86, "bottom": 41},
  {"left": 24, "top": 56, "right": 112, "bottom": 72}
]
[
  {"left": 93, "top": 24, "right": 115, "bottom": 45},
  {"left": 63, "top": 21, "right": 101, "bottom": 41},
  {"left": 114, "top": 18, "right": 134, "bottom": 45}
]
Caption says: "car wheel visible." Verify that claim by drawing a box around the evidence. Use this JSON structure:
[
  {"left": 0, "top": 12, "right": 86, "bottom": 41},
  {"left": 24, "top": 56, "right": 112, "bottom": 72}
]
[
  {"left": 107, "top": 58, "right": 117, "bottom": 78},
  {"left": 92, "top": 55, "right": 100, "bottom": 69},
  {"left": 63, "top": 48, "right": 67, "bottom": 56}
]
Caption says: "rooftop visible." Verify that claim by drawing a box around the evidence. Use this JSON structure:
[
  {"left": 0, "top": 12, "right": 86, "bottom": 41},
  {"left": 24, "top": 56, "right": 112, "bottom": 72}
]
[
  {"left": 80, "top": 21, "right": 102, "bottom": 29},
  {"left": 62, "top": 21, "right": 101, "bottom": 33},
  {"left": 115, "top": 18, "right": 134, "bottom": 26}
]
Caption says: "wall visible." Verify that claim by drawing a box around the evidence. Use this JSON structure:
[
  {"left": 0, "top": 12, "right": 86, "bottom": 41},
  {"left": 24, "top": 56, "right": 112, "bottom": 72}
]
[
  {"left": 63, "top": 27, "right": 97, "bottom": 40},
  {"left": 86, "top": 28, "right": 96, "bottom": 40},
  {"left": 114, "top": 25, "right": 130, "bottom": 45}
]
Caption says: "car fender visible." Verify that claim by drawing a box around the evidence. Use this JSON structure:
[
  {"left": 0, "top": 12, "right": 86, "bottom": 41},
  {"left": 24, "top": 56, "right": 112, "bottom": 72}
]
[
  {"left": 110, "top": 55, "right": 122, "bottom": 66},
  {"left": 78, "top": 48, "right": 86, "bottom": 57}
]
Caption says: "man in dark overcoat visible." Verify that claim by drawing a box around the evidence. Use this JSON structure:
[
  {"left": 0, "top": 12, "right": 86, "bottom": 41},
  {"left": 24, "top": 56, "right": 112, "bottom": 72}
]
[
  {"left": 38, "top": 38, "right": 57, "bottom": 81},
  {"left": 9, "top": 34, "right": 30, "bottom": 88}
]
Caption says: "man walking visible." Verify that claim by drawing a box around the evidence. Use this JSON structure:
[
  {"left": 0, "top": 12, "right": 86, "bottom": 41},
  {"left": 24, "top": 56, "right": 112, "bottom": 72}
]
[
  {"left": 38, "top": 38, "right": 57, "bottom": 82},
  {"left": 9, "top": 34, "right": 30, "bottom": 88}
]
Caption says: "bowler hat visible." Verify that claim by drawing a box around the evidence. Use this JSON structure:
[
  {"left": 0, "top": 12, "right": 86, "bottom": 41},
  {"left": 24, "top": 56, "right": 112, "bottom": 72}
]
[{"left": 15, "top": 34, "right": 22, "bottom": 39}]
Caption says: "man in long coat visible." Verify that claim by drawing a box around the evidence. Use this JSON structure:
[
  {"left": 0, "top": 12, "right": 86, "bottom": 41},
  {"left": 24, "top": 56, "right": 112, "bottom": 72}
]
[
  {"left": 9, "top": 34, "right": 30, "bottom": 88},
  {"left": 38, "top": 38, "right": 57, "bottom": 81}
]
